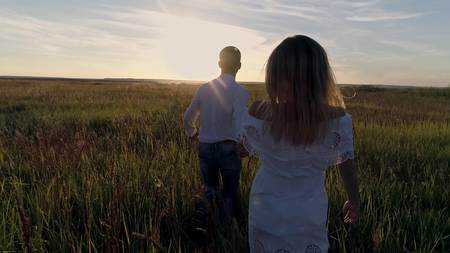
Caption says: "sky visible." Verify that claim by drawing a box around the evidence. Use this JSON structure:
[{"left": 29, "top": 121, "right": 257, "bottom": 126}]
[{"left": 1, "top": 0, "right": 450, "bottom": 86}]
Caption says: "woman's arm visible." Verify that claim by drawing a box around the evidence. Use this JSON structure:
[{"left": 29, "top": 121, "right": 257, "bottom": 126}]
[
  {"left": 238, "top": 100, "right": 267, "bottom": 158},
  {"left": 337, "top": 159, "right": 360, "bottom": 224},
  {"left": 248, "top": 100, "right": 270, "bottom": 119}
]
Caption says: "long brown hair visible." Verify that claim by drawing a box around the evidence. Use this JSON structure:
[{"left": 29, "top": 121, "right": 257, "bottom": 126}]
[{"left": 264, "top": 35, "right": 345, "bottom": 145}]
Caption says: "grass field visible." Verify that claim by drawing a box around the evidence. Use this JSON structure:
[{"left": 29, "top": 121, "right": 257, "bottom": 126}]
[{"left": 0, "top": 78, "right": 449, "bottom": 252}]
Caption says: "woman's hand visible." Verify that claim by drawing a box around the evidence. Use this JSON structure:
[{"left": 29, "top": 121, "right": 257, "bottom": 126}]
[
  {"left": 342, "top": 200, "right": 359, "bottom": 224},
  {"left": 189, "top": 130, "right": 199, "bottom": 141},
  {"left": 337, "top": 159, "right": 360, "bottom": 224},
  {"left": 239, "top": 143, "right": 249, "bottom": 158}
]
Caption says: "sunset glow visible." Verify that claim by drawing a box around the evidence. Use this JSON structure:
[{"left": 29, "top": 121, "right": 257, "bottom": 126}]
[{"left": 1, "top": 1, "right": 449, "bottom": 86}]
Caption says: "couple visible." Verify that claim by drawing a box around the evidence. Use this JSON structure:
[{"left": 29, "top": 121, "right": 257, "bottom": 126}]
[{"left": 184, "top": 35, "right": 360, "bottom": 253}]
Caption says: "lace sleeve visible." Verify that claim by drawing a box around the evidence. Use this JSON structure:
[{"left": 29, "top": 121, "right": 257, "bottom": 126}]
[
  {"left": 335, "top": 114, "right": 355, "bottom": 165},
  {"left": 241, "top": 127, "right": 260, "bottom": 157},
  {"left": 237, "top": 112, "right": 263, "bottom": 158}
]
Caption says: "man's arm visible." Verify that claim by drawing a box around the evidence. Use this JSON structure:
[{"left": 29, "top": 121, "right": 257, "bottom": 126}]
[{"left": 183, "top": 88, "right": 201, "bottom": 138}]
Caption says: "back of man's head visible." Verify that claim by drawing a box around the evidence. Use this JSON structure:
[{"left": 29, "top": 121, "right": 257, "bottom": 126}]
[{"left": 219, "top": 46, "right": 241, "bottom": 73}]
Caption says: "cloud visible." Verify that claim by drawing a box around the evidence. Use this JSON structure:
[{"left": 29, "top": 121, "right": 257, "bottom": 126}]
[
  {"left": 149, "top": 0, "right": 330, "bottom": 35},
  {"left": 338, "top": 0, "right": 424, "bottom": 22},
  {"left": 0, "top": 1, "right": 448, "bottom": 86},
  {"left": 346, "top": 12, "right": 423, "bottom": 22},
  {"left": 345, "top": 0, "right": 380, "bottom": 8},
  {"left": 0, "top": 8, "right": 159, "bottom": 60},
  {"left": 377, "top": 39, "right": 448, "bottom": 56}
]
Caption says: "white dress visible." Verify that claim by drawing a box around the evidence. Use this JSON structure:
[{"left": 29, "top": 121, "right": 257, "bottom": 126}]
[{"left": 241, "top": 113, "right": 355, "bottom": 253}]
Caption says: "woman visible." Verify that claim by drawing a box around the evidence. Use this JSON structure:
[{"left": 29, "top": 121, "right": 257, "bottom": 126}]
[{"left": 240, "top": 35, "right": 360, "bottom": 253}]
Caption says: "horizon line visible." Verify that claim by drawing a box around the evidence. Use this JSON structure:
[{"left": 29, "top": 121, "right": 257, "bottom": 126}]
[{"left": 0, "top": 75, "right": 448, "bottom": 88}]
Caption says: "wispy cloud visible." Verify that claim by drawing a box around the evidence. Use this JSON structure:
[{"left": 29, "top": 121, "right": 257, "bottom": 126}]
[
  {"left": 0, "top": 9, "right": 157, "bottom": 59},
  {"left": 346, "top": 12, "right": 423, "bottom": 22},
  {"left": 345, "top": 0, "right": 380, "bottom": 8},
  {"left": 0, "top": 0, "right": 449, "bottom": 86},
  {"left": 378, "top": 39, "right": 448, "bottom": 56}
]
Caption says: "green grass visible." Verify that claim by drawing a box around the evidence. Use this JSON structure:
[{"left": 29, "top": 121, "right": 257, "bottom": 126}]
[{"left": 0, "top": 79, "right": 449, "bottom": 252}]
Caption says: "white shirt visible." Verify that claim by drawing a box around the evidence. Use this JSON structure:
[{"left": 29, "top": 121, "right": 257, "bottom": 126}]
[{"left": 183, "top": 74, "right": 250, "bottom": 143}]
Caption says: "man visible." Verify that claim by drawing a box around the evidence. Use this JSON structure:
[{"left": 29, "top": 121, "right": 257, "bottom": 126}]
[{"left": 184, "top": 46, "right": 249, "bottom": 221}]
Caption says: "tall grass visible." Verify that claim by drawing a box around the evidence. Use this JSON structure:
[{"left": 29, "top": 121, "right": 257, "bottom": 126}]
[{"left": 0, "top": 79, "right": 449, "bottom": 252}]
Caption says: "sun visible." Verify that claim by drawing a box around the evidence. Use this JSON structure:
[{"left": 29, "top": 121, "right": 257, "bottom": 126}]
[{"left": 154, "top": 13, "right": 269, "bottom": 81}]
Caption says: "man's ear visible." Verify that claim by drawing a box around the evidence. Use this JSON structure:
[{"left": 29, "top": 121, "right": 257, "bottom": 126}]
[
  {"left": 218, "top": 61, "right": 223, "bottom": 69},
  {"left": 237, "top": 62, "right": 242, "bottom": 70}
]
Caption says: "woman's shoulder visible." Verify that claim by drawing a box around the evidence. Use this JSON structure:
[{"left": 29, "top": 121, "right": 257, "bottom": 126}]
[
  {"left": 325, "top": 106, "right": 351, "bottom": 122},
  {"left": 329, "top": 109, "right": 352, "bottom": 135},
  {"left": 326, "top": 106, "right": 347, "bottom": 119}
]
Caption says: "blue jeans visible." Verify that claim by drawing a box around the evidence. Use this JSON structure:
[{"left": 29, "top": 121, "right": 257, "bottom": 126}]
[{"left": 198, "top": 140, "right": 241, "bottom": 218}]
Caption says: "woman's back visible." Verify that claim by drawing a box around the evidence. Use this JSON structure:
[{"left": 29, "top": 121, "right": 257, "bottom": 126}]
[
  {"left": 245, "top": 35, "right": 359, "bottom": 253},
  {"left": 245, "top": 101, "right": 353, "bottom": 167},
  {"left": 244, "top": 102, "right": 355, "bottom": 252}
]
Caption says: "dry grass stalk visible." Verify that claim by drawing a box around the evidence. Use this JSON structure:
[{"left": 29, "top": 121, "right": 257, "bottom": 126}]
[
  {"left": 14, "top": 186, "right": 33, "bottom": 253},
  {"left": 109, "top": 161, "right": 123, "bottom": 253}
]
